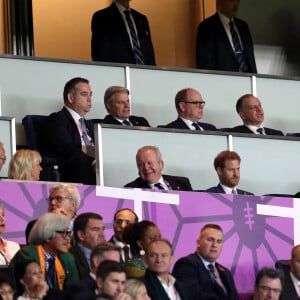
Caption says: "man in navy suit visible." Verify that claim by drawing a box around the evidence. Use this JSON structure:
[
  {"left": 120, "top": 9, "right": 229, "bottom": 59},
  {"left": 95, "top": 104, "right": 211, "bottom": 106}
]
[
  {"left": 124, "top": 145, "right": 193, "bottom": 191},
  {"left": 173, "top": 223, "right": 239, "bottom": 300},
  {"left": 43, "top": 77, "right": 96, "bottom": 185},
  {"left": 101, "top": 86, "right": 150, "bottom": 127},
  {"left": 206, "top": 150, "right": 253, "bottom": 195},
  {"left": 162, "top": 88, "right": 217, "bottom": 131},
  {"left": 253, "top": 267, "right": 283, "bottom": 300},
  {"left": 91, "top": 0, "right": 156, "bottom": 65},
  {"left": 230, "top": 94, "right": 284, "bottom": 136},
  {"left": 279, "top": 244, "right": 300, "bottom": 300},
  {"left": 196, "top": 0, "right": 256, "bottom": 73}
]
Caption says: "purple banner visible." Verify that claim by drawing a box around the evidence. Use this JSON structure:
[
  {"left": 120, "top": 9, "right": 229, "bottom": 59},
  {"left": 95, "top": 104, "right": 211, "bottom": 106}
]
[{"left": 0, "top": 181, "right": 294, "bottom": 292}]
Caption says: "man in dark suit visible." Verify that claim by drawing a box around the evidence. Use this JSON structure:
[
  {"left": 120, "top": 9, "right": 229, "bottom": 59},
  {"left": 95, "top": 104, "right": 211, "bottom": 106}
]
[
  {"left": 69, "top": 212, "right": 105, "bottom": 279},
  {"left": 252, "top": 267, "right": 284, "bottom": 300},
  {"left": 206, "top": 150, "right": 253, "bottom": 195},
  {"left": 172, "top": 223, "right": 239, "bottom": 300},
  {"left": 143, "top": 238, "right": 190, "bottom": 300},
  {"left": 124, "top": 145, "right": 193, "bottom": 191},
  {"left": 279, "top": 244, "right": 300, "bottom": 300},
  {"left": 101, "top": 86, "right": 150, "bottom": 127},
  {"left": 91, "top": 0, "right": 156, "bottom": 65},
  {"left": 230, "top": 94, "right": 284, "bottom": 136},
  {"left": 162, "top": 88, "right": 217, "bottom": 131},
  {"left": 43, "top": 77, "right": 96, "bottom": 185},
  {"left": 108, "top": 208, "right": 138, "bottom": 265},
  {"left": 64, "top": 242, "right": 121, "bottom": 300},
  {"left": 196, "top": 0, "right": 257, "bottom": 73}
]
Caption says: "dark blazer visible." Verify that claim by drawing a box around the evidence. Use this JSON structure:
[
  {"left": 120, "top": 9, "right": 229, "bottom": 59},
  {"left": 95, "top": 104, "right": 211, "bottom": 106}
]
[
  {"left": 43, "top": 107, "right": 96, "bottom": 185},
  {"left": 196, "top": 13, "right": 257, "bottom": 73},
  {"left": 124, "top": 174, "right": 193, "bottom": 191},
  {"left": 206, "top": 184, "right": 253, "bottom": 195},
  {"left": 69, "top": 244, "right": 91, "bottom": 280},
  {"left": 230, "top": 125, "right": 284, "bottom": 136},
  {"left": 143, "top": 269, "right": 191, "bottom": 300},
  {"left": 91, "top": 3, "right": 155, "bottom": 65},
  {"left": 64, "top": 274, "right": 96, "bottom": 300},
  {"left": 172, "top": 253, "right": 239, "bottom": 300},
  {"left": 280, "top": 272, "right": 300, "bottom": 300},
  {"left": 101, "top": 114, "right": 150, "bottom": 127},
  {"left": 163, "top": 117, "right": 217, "bottom": 131}
]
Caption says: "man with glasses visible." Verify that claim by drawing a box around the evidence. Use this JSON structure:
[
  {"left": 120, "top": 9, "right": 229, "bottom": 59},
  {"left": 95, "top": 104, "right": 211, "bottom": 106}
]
[
  {"left": 70, "top": 212, "right": 106, "bottom": 279},
  {"left": 0, "top": 142, "right": 6, "bottom": 173},
  {"left": 253, "top": 267, "right": 283, "bottom": 300},
  {"left": 43, "top": 77, "right": 96, "bottom": 185},
  {"left": 109, "top": 208, "right": 138, "bottom": 265},
  {"left": 161, "top": 88, "right": 217, "bottom": 131},
  {"left": 25, "top": 183, "right": 81, "bottom": 243},
  {"left": 279, "top": 244, "right": 300, "bottom": 300},
  {"left": 10, "top": 213, "right": 79, "bottom": 292}
]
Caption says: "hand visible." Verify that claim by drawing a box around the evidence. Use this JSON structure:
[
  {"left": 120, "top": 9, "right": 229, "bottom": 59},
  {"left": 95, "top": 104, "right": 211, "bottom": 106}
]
[{"left": 31, "top": 280, "right": 49, "bottom": 298}]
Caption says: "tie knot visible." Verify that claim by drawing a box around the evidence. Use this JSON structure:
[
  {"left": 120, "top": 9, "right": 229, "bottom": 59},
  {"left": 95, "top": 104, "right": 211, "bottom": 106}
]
[
  {"left": 257, "top": 128, "right": 264, "bottom": 134},
  {"left": 208, "top": 263, "right": 214, "bottom": 271},
  {"left": 192, "top": 122, "right": 201, "bottom": 131},
  {"left": 154, "top": 182, "right": 164, "bottom": 190},
  {"left": 123, "top": 120, "right": 131, "bottom": 126},
  {"left": 124, "top": 9, "right": 131, "bottom": 17}
]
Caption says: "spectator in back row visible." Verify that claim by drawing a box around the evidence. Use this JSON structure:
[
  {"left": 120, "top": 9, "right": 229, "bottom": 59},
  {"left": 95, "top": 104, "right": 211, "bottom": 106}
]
[
  {"left": 163, "top": 88, "right": 217, "bottom": 131},
  {"left": 101, "top": 86, "right": 150, "bottom": 127},
  {"left": 91, "top": 0, "right": 156, "bottom": 65},
  {"left": 8, "top": 149, "right": 42, "bottom": 181},
  {"left": 230, "top": 94, "right": 284, "bottom": 136},
  {"left": 43, "top": 77, "right": 96, "bottom": 185},
  {"left": 124, "top": 145, "right": 193, "bottom": 191},
  {"left": 206, "top": 150, "right": 253, "bottom": 195}
]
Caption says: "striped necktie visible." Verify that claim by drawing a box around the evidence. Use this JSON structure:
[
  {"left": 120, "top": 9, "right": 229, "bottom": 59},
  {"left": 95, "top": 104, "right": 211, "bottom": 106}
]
[
  {"left": 229, "top": 21, "right": 249, "bottom": 72},
  {"left": 124, "top": 10, "right": 144, "bottom": 65},
  {"left": 79, "top": 118, "right": 93, "bottom": 146}
]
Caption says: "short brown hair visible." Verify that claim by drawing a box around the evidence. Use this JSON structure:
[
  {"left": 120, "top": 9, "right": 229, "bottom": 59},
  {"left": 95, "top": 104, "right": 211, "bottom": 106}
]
[{"left": 213, "top": 150, "right": 241, "bottom": 170}]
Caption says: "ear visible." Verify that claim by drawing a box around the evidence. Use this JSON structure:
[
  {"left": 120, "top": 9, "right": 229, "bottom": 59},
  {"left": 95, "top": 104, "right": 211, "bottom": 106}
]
[
  {"left": 160, "top": 160, "right": 164, "bottom": 170},
  {"left": 66, "top": 92, "right": 74, "bottom": 105},
  {"left": 216, "top": 167, "right": 223, "bottom": 176},
  {"left": 178, "top": 102, "right": 185, "bottom": 112},
  {"left": 76, "top": 230, "right": 85, "bottom": 242},
  {"left": 239, "top": 111, "right": 246, "bottom": 121},
  {"left": 136, "top": 239, "right": 144, "bottom": 250},
  {"left": 96, "top": 277, "right": 103, "bottom": 291},
  {"left": 170, "top": 255, "right": 175, "bottom": 264}
]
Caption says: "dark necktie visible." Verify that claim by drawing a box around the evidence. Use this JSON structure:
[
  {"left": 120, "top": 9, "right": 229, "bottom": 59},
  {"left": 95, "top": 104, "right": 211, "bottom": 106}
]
[
  {"left": 208, "top": 264, "right": 226, "bottom": 293},
  {"left": 257, "top": 128, "right": 264, "bottom": 135},
  {"left": 46, "top": 257, "right": 57, "bottom": 289},
  {"left": 229, "top": 21, "right": 248, "bottom": 72},
  {"left": 192, "top": 122, "right": 201, "bottom": 131},
  {"left": 122, "top": 120, "right": 131, "bottom": 126},
  {"left": 124, "top": 10, "right": 144, "bottom": 65},
  {"left": 79, "top": 118, "right": 93, "bottom": 146},
  {"left": 232, "top": 189, "right": 237, "bottom": 195},
  {"left": 123, "top": 245, "right": 130, "bottom": 262},
  {"left": 154, "top": 182, "right": 165, "bottom": 190}
]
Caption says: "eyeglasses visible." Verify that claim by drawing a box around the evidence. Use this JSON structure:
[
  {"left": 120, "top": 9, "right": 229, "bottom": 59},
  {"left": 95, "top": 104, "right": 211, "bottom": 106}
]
[
  {"left": 182, "top": 101, "right": 206, "bottom": 107},
  {"left": 114, "top": 219, "right": 132, "bottom": 226},
  {"left": 46, "top": 196, "right": 72, "bottom": 203},
  {"left": 0, "top": 157, "right": 6, "bottom": 164},
  {"left": 258, "top": 286, "right": 281, "bottom": 294},
  {"left": 56, "top": 230, "right": 72, "bottom": 239}
]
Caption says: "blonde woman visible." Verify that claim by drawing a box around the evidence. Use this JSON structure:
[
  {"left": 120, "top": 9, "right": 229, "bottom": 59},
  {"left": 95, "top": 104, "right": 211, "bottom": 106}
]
[
  {"left": 124, "top": 279, "right": 150, "bottom": 300},
  {"left": 8, "top": 149, "right": 42, "bottom": 181}
]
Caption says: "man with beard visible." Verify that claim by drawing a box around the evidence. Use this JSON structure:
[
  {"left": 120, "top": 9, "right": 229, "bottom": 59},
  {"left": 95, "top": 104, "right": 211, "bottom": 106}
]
[
  {"left": 230, "top": 94, "right": 284, "bottom": 136},
  {"left": 206, "top": 150, "right": 253, "bottom": 195}
]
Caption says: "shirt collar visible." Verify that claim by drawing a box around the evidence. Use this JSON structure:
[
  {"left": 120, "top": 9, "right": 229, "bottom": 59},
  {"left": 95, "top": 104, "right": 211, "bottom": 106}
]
[
  {"left": 220, "top": 184, "right": 237, "bottom": 194},
  {"left": 245, "top": 124, "right": 264, "bottom": 134},
  {"left": 65, "top": 106, "right": 82, "bottom": 123}
]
